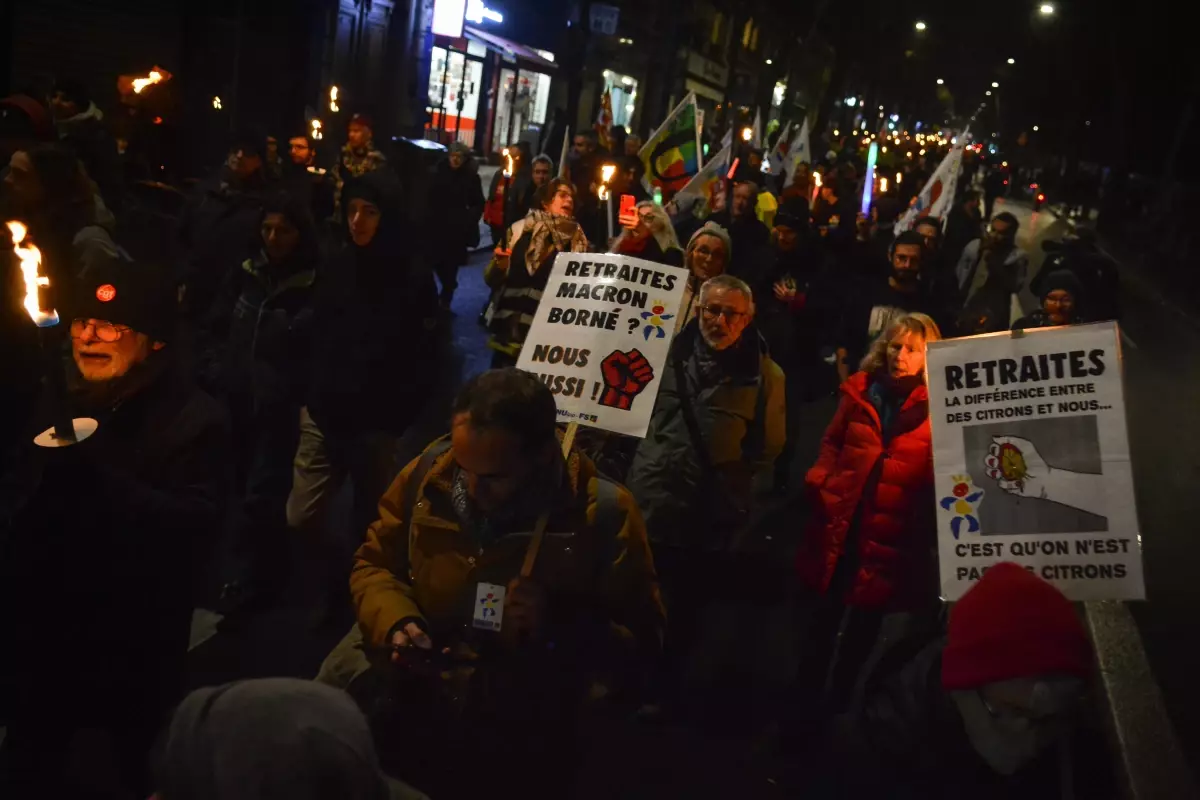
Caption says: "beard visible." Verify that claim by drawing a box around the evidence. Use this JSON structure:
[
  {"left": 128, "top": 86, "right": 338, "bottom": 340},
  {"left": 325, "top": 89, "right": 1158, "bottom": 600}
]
[{"left": 892, "top": 268, "right": 920, "bottom": 287}]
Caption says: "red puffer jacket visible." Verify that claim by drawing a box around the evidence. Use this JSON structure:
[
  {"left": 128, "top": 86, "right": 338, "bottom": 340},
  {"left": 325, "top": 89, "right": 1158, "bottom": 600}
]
[{"left": 795, "top": 371, "right": 936, "bottom": 609}]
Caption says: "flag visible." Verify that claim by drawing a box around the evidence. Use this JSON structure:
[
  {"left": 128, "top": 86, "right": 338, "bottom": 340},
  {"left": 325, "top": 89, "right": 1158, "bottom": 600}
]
[
  {"left": 639, "top": 93, "right": 702, "bottom": 194},
  {"left": 675, "top": 142, "right": 731, "bottom": 214},
  {"left": 765, "top": 122, "right": 793, "bottom": 174},
  {"left": 595, "top": 89, "right": 613, "bottom": 151},
  {"left": 781, "top": 118, "right": 811, "bottom": 187},
  {"left": 895, "top": 136, "right": 966, "bottom": 233},
  {"left": 558, "top": 126, "right": 571, "bottom": 179},
  {"left": 720, "top": 126, "right": 732, "bottom": 150},
  {"left": 751, "top": 108, "right": 763, "bottom": 149}
]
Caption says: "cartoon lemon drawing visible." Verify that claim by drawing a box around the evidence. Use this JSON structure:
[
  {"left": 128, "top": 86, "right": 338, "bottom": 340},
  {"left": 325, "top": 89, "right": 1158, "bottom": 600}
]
[{"left": 998, "top": 443, "right": 1028, "bottom": 482}]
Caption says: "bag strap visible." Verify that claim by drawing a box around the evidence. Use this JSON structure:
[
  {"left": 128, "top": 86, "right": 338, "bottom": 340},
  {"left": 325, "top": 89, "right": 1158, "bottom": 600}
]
[{"left": 403, "top": 438, "right": 452, "bottom": 575}]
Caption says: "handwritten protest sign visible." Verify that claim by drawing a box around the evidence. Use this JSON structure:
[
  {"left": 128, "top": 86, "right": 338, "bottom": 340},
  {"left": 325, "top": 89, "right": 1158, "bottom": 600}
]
[
  {"left": 516, "top": 252, "right": 687, "bottom": 437},
  {"left": 926, "top": 321, "right": 1145, "bottom": 601}
]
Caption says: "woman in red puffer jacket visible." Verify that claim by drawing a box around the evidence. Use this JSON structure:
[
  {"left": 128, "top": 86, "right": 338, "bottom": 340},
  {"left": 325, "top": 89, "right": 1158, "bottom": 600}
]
[{"left": 792, "top": 311, "right": 943, "bottom": 712}]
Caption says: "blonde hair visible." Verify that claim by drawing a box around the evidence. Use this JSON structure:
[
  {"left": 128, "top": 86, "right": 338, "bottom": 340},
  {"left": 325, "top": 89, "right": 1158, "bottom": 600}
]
[
  {"left": 859, "top": 312, "right": 942, "bottom": 374},
  {"left": 612, "top": 201, "right": 682, "bottom": 255}
]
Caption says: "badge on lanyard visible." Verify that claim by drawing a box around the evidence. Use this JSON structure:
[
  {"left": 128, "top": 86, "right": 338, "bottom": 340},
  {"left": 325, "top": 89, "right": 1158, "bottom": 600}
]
[{"left": 473, "top": 582, "right": 506, "bottom": 631}]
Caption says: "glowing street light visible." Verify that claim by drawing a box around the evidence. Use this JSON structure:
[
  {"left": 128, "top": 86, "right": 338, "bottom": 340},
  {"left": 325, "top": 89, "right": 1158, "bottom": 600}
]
[
  {"left": 986, "top": 90, "right": 993, "bottom": 96},
  {"left": 991, "top": 81, "right": 1000, "bottom": 88},
  {"left": 914, "top": 20, "right": 927, "bottom": 31},
  {"left": 1033, "top": 125, "right": 1040, "bottom": 131},
  {"left": 765, "top": 58, "right": 773, "bottom": 65},
  {"left": 936, "top": 78, "right": 945, "bottom": 85},
  {"left": 1039, "top": 2, "right": 1055, "bottom": 14},
  {"left": 1007, "top": 58, "right": 1016, "bottom": 65}
]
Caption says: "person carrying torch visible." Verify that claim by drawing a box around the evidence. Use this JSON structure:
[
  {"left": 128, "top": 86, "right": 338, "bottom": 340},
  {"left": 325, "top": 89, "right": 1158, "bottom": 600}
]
[{"left": 0, "top": 257, "right": 230, "bottom": 798}]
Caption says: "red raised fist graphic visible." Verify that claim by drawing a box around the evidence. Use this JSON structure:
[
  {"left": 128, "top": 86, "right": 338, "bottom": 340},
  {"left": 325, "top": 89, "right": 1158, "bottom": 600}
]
[{"left": 599, "top": 348, "right": 655, "bottom": 410}]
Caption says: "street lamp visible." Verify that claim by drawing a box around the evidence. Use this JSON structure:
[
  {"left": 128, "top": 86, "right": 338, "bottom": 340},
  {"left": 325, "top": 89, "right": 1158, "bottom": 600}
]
[
  {"left": 1033, "top": 125, "right": 1040, "bottom": 131},
  {"left": 1039, "top": 2, "right": 1055, "bottom": 14},
  {"left": 765, "top": 58, "right": 773, "bottom": 65},
  {"left": 991, "top": 81, "right": 1000, "bottom": 88},
  {"left": 914, "top": 20, "right": 927, "bottom": 31},
  {"left": 986, "top": 90, "right": 992, "bottom": 96},
  {"left": 936, "top": 78, "right": 944, "bottom": 85},
  {"left": 1007, "top": 58, "right": 1015, "bottom": 65}
]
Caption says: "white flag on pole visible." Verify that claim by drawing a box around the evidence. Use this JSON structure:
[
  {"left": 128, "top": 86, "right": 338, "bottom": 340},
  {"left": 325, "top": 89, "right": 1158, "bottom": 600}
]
[
  {"left": 558, "top": 126, "right": 571, "bottom": 179},
  {"left": 781, "top": 118, "right": 811, "bottom": 187},
  {"left": 765, "top": 122, "right": 792, "bottom": 175},
  {"left": 895, "top": 138, "right": 966, "bottom": 233}
]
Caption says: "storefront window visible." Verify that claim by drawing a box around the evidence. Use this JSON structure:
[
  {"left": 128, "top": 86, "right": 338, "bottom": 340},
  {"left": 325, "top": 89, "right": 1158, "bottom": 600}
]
[
  {"left": 426, "top": 46, "right": 484, "bottom": 147},
  {"left": 493, "top": 68, "right": 551, "bottom": 148},
  {"left": 602, "top": 69, "right": 638, "bottom": 130}
]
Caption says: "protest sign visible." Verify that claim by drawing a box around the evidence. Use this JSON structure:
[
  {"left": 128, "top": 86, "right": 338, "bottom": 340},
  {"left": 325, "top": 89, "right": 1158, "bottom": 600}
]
[
  {"left": 516, "top": 252, "right": 687, "bottom": 437},
  {"left": 926, "top": 321, "right": 1145, "bottom": 601}
]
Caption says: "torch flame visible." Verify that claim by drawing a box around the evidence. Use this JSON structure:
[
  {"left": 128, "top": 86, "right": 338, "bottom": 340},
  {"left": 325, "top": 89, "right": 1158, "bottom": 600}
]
[
  {"left": 502, "top": 147, "right": 513, "bottom": 178},
  {"left": 600, "top": 164, "right": 616, "bottom": 183},
  {"left": 132, "top": 70, "right": 164, "bottom": 94},
  {"left": 7, "top": 221, "right": 57, "bottom": 327},
  {"left": 329, "top": 85, "right": 340, "bottom": 113}
]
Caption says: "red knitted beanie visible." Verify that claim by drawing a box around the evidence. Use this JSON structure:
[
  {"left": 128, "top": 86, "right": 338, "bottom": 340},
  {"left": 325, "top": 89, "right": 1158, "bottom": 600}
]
[{"left": 942, "top": 562, "right": 1092, "bottom": 690}]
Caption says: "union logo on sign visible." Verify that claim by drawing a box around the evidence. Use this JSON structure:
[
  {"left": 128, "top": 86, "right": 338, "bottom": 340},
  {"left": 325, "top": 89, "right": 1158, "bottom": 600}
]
[{"left": 95, "top": 284, "right": 117, "bottom": 302}]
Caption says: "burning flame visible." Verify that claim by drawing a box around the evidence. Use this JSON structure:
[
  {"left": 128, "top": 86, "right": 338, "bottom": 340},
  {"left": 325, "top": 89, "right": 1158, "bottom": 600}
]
[
  {"left": 813, "top": 172, "right": 822, "bottom": 188},
  {"left": 133, "top": 70, "right": 164, "bottom": 94},
  {"left": 212, "top": 96, "right": 222, "bottom": 110},
  {"left": 600, "top": 163, "right": 616, "bottom": 183},
  {"left": 329, "top": 86, "right": 340, "bottom": 113},
  {"left": 7, "top": 221, "right": 57, "bottom": 327},
  {"left": 502, "top": 147, "right": 513, "bottom": 178},
  {"left": 310, "top": 118, "right": 323, "bottom": 141}
]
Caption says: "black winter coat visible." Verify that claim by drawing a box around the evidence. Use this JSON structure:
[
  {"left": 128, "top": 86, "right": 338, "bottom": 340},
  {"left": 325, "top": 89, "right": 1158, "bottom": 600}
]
[
  {"left": 2, "top": 356, "right": 229, "bottom": 724},
  {"left": 427, "top": 158, "right": 485, "bottom": 263},
  {"left": 306, "top": 243, "right": 440, "bottom": 437},
  {"left": 176, "top": 172, "right": 269, "bottom": 317},
  {"left": 201, "top": 251, "right": 317, "bottom": 411}
]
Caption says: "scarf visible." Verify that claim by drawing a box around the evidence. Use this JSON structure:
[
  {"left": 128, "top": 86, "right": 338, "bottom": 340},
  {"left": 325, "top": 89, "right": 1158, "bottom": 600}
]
[
  {"left": 522, "top": 209, "right": 588, "bottom": 276},
  {"left": 867, "top": 370, "right": 924, "bottom": 440},
  {"left": 341, "top": 142, "right": 386, "bottom": 179},
  {"left": 449, "top": 458, "right": 565, "bottom": 548}
]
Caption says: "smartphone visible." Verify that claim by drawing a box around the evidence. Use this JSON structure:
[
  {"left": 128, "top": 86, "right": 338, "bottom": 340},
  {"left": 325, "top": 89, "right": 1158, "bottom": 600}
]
[{"left": 619, "top": 193, "right": 637, "bottom": 217}]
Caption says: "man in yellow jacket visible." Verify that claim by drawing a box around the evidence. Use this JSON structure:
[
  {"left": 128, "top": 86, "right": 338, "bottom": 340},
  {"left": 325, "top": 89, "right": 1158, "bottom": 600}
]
[{"left": 318, "top": 368, "right": 664, "bottom": 796}]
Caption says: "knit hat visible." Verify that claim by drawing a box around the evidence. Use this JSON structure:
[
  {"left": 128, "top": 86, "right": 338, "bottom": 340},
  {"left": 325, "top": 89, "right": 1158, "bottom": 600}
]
[
  {"left": 1038, "top": 269, "right": 1082, "bottom": 302},
  {"left": 349, "top": 112, "right": 374, "bottom": 131},
  {"left": 687, "top": 221, "right": 733, "bottom": 260},
  {"left": 942, "top": 562, "right": 1092, "bottom": 690},
  {"left": 72, "top": 258, "right": 177, "bottom": 343},
  {"left": 774, "top": 196, "right": 810, "bottom": 231},
  {"left": 156, "top": 678, "right": 418, "bottom": 800}
]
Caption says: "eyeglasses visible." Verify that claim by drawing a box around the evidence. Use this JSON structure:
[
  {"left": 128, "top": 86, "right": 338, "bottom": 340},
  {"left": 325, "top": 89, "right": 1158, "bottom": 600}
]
[
  {"left": 699, "top": 305, "right": 748, "bottom": 322},
  {"left": 70, "top": 318, "right": 132, "bottom": 343}
]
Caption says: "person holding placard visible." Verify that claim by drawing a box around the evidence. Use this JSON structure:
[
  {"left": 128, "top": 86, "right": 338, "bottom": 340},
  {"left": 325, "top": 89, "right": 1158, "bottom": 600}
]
[
  {"left": 793, "top": 311, "right": 943, "bottom": 721},
  {"left": 487, "top": 177, "right": 589, "bottom": 367}
]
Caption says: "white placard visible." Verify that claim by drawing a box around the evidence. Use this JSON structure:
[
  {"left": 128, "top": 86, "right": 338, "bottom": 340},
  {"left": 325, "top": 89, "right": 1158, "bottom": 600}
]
[
  {"left": 516, "top": 252, "right": 687, "bottom": 438},
  {"left": 926, "top": 321, "right": 1145, "bottom": 601}
]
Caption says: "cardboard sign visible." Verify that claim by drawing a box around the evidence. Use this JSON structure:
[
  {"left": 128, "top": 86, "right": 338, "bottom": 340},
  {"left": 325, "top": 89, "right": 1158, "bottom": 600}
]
[
  {"left": 926, "top": 321, "right": 1145, "bottom": 601},
  {"left": 516, "top": 252, "right": 687, "bottom": 437}
]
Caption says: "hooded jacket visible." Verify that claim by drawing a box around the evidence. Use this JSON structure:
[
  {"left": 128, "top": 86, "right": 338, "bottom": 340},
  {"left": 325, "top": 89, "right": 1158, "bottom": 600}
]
[
  {"left": 795, "top": 371, "right": 936, "bottom": 609},
  {"left": 626, "top": 320, "right": 786, "bottom": 548},
  {"left": 176, "top": 168, "right": 269, "bottom": 317},
  {"left": 426, "top": 151, "right": 485, "bottom": 262},
  {"left": 56, "top": 102, "right": 123, "bottom": 211},
  {"left": 306, "top": 170, "right": 440, "bottom": 436},
  {"left": 201, "top": 209, "right": 319, "bottom": 410}
]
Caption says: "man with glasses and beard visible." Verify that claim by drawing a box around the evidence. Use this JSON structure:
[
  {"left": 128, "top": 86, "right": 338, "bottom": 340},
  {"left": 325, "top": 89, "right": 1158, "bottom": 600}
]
[
  {"left": 0, "top": 259, "right": 228, "bottom": 797},
  {"left": 626, "top": 275, "right": 785, "bottom": 712},
  {"left": 834, "top": 230, "right": 947, "bottom": 383},
  {"left": 956, "top": 211, "right": 1029, "bottom": 333}
]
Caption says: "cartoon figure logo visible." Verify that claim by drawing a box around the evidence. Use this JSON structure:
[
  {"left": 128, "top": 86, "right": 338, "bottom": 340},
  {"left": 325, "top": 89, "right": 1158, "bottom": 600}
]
[
  {"left": 479, "top": 592, "right": 499, "bottom": 618},
  {"left": 640, "top": 301, "right": 674, "bottom": 340},
  {"left": 940, "top": 474, "right": 984, "bottom": 539}
]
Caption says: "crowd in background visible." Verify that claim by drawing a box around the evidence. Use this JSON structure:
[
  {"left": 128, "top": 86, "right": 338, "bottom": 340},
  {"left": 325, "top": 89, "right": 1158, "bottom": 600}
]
[{"left": 0, "top": 79, "right": 1117, "bottom": 799}]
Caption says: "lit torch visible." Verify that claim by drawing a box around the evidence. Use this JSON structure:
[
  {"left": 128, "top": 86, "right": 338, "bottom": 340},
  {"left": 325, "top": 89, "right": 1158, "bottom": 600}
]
[
  {"left": 310, "top": 118, "right": 323, "bottom": 141},
  {"left": 7, "top": 221, "right": 94, "bottom": 446},
  {"left": 329, "top": 86, "right": 340, "bottom": 113},
  {"left": 600, "top": 163, "right": 616, "bottom": 247},
  {"left": 812, "top": 171, "right": 822, "bottom": 205},
  {"left": 500, "top": 148, "right": 514, "bottom": 229}
]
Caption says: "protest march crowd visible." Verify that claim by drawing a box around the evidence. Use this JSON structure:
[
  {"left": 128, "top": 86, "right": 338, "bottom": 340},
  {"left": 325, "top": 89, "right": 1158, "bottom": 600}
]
[{"left": 0, "top": 75, "right": 1130, "bottom": 799}]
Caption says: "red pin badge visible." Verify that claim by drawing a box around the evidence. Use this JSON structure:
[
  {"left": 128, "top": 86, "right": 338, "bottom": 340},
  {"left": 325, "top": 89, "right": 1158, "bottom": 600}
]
[{"left": 96, "top": 284, "right": 117, "bottom": 302}]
